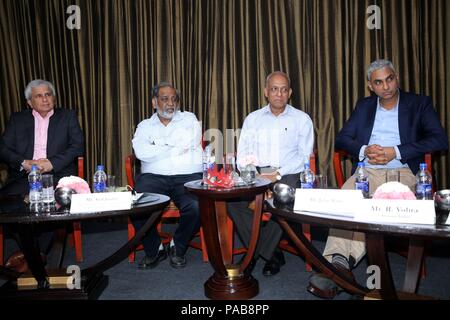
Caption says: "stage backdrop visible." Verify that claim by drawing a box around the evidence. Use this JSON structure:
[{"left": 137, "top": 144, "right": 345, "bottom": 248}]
[{"left": 1, "top": 0, "right": 449, "bottom": 188}]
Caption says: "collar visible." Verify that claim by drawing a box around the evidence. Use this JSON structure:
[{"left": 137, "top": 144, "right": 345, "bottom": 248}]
[
  {"left": 262, "top": 104, "right": 291, "bottom": 116},
  {"left": 32, "top": 108, "right": 54, "bottom": 120},
  {"left": 377, "top": 90, "right": 400, "bottom": 111},
  {"left": 150, "top": 110, "right": 183, "bottom": 125}
]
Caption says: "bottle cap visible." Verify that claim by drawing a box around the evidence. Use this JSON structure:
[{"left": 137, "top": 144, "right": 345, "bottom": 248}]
[
  {"left": 97, "top": 165, "right": 105, "bottom": 171},
  {"left": 358, "top": 162, "right": 365, "bottom": 167},
  {"left": 31, "top": 164, "right": 38, "bottom": 171},
  {"left": 304, "top": 163, "right": 310, "bottom": 169},
  {"left": 420, "top": 163, "right": 427, "bottom": 170}
]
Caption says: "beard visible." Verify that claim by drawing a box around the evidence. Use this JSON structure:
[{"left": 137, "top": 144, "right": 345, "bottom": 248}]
[{"left": 156, "top": 105, "right": 179, "bottom": 120}]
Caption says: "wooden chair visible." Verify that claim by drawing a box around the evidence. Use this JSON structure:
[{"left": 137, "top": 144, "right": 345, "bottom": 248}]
[
  {"left": 125, "top": 154, "right": 209, "bottom": 263},
  {"left": 333, "top": 149, "right": 430, "bottom": 278},
  {"left": 0, "top": 156, "right": 85, "bottom": 265}
]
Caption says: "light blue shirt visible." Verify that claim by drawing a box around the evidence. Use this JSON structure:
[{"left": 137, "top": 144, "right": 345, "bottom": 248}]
[
  {"left": 359, "top": 96, "right": 409, "bottom": 169},
  {"left": 237, "top": 104, "right": 314, "bottom": 176}
]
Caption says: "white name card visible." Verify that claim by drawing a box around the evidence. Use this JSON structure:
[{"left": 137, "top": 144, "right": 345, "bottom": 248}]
[
  {"left": 70, "top": 192, "right": 132, "bottom": 213},
  {"left": 293, "top": 189, "right": 364, "bottom": 218},
  {"left": 354, "top": 199, "right": 436, "bottom": 225}
]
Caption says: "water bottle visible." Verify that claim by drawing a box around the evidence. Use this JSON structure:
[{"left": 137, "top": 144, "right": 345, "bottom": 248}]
[
  {"left": 93, "top": 165, "right": 107, "bottom": 193},
  {"left": 28, "top": 164, "right": 43, "bottom": 204},
  {"left": 202, "top": 145, "right": 214, "bottom": 183},
  {"left": 355, "top": 162, "right": 369, "bottom": 198},
  {"left": 299, "top": 163, "right": 315, "bottom": 189},
  {"left": 415, "top": 163, "right": 432, "bottom": 200}
]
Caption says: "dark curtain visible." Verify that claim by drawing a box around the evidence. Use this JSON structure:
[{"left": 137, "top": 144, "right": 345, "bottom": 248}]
[{"left": 1, "top": 0, "right": 449, "bottom": 189}]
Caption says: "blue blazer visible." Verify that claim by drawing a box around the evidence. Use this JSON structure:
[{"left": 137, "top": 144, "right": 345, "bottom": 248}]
[
  {"left": 0, "top": 108, "right": 84, "bottom": 195},
  {"left": 335, "top": 90, "right": 448, "bottom": 175}
]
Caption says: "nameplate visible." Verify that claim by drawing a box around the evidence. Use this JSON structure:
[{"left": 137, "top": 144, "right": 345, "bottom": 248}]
[
  {"left": 70, "top": 192, "right": 132, "bottom": 213},
  {"left": 354, "top": 199, "right": 436, "bottom": 225},
  {"left": 293, "top": 189, "right": 364, "bottom": 218}
]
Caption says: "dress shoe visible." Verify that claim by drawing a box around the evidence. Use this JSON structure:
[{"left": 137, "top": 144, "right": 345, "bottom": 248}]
[
  {"left": 168, "top": 246, "right": 186, "bottom": 269},
  {"left": 262, "top": 250, "right": 286, "bottom": 276},
  {"left": 138, "top": 248, "right": 167, "bottom": 269},
  {"left": 307, "top": 263, "right": 355, "bottom": 299},
  {"left": 238, "top": 255, "right": 257, "bottom": 275}
]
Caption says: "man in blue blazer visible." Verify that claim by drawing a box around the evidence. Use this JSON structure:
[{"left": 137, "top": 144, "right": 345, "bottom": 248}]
[
  {"left": 0, "top": 79, "right": 84, "bottom": 196},
  {"left": 307, "top": 59, "right": 448, "bottom": 299}
]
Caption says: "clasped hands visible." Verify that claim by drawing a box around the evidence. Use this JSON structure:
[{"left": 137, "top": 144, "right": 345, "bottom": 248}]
[
  {"left": 365, "top": 144, "right": 395, "bottom": 165},
  {"left": 22, "top": 159, "right": 54, "bottom": 173}
]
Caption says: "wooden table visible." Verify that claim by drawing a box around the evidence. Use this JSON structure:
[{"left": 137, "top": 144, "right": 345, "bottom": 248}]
[
  {"left": 185, "top": 178, "right": 271, "bottom": 300},
  {"left": 0, "top": 193, "right": 170, "bottom": 299},
  {"left": 266, "top": 199, "right": 450, "bottom": 300}
]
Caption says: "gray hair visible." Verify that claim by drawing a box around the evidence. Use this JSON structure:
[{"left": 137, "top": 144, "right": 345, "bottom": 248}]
[
  {"left": 24, "top": 79, "right": 56, "bottom": 100},
  {"left": 265, "top": 71, "right": 291, "bottom": 88},
  {"left": 367, "top": 59, "right": 397, "bottom": 81},
  {"left": 151, "top": 81, "right": 180, "bottom": 101}
]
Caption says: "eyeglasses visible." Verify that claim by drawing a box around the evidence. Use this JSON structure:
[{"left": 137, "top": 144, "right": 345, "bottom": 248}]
[
  {"left": 158, "top": 95, "right": 179, "bottom": 104},
  {"left": 32, "top": 92, "right": 53, "bottom": 99},
  {"left": 268, "top": 86, "right": 290, "bottom": 94}
]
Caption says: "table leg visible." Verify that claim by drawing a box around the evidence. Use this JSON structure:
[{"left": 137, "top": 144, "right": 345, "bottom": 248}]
[
  {"left": 403, "top": 238, "right": 424, "bottom": 293},
  {"left": 366, "top": 233, "right": 398, "bottom": 299},
  {"left": 200, "top": 197, "right": 259, "bottom": 300},
  {"left": 276, "top": 217, "right": 368, "bottom": 296},
  {"left": 82, "top": 210, "right": 163, "bottom": 277},
  {"left": 17, "top": 224, "right": 49, "bottom": 289}
]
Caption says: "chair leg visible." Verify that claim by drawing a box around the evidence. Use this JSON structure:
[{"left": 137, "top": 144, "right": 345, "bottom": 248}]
[
  {"left": 72, "top": 222, "right": 83, "bottom": 262},
  {"left": 128, "top": 218, "right": 136, "bottom": 263},
  {"left": 302, "top": 224, "right": 312, "bottom": 272},
  {"left": 0, "top": 225, "right": 3, "bottom": 266},
  {"left": 420, "top": 258, "right": 427, "bottom": 279},
  {"left": 199, "top": 227, "right": 209, "bottom": 262}
]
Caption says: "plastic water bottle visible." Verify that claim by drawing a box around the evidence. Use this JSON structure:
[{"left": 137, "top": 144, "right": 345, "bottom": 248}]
[
  {"left": 299, "top": 163, "right": 315, "bottom": 189},
  {"left": 28, "top": 164, "right": 43, "bottom": 204},
  {"left": 415, "top": 163, "right": 432, "bottom": 200},
  {"left": 202, "top": 145, "right": 214, "bottom": 183},
  {"left": 355, "top": 162, "right": 369, "bottom": 198},
  {"left": 93, "top": 165, "right": 107, "bottom": 193}
]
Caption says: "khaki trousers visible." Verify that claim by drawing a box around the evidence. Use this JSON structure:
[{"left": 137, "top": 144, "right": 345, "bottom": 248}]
[{"left": 322, "top": 167, "right": 416, "bottom": 265}]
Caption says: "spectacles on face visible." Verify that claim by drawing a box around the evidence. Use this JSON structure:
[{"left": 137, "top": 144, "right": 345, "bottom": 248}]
[
  {"left": 268, "top": 86, "right": 290, "bottom": 94},
  {"left": 157, "top": 95, "right": 179, "bottom": 104},
  {"left": 32, "top": 92, "right": 53, "bottom": 100}
]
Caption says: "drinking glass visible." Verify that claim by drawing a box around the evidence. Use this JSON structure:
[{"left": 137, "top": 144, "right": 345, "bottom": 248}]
[
  {"left": 41, "top": 174, "right": 55, "bottom": 203},
  {"left": 314, "top": 174, "right": 328, "bottom": 189},
  {"left": 107, "top": 175, "right": 116, "bottom": 192},
  {"left": 386, "top": 169, "right": 400, "bottom": 182}
]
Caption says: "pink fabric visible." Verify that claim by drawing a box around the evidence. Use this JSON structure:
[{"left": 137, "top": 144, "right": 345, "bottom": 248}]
[
  {"left": 56, "top": 176, "right": 91, "bottom": 194},
  {"left": 32, "top": 109, "right": 54, "bottom": 159}
]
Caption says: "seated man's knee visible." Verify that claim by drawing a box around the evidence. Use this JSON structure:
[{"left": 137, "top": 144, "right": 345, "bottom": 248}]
[{"left": 180, "top": 200, "right": 200, "bottom": 218}]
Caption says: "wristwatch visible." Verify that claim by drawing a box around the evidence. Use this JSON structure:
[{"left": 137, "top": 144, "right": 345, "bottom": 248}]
[{"left": 275, "top": 171, "right": 282, "bottom": 181}]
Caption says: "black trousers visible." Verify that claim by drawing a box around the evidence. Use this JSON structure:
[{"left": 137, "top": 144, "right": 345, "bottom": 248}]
[
  {"left": 130, "top": 172, "right": 202, "bottom": 258},
  {"left": 226, "top": 173, "right": 299, "bottom": 261}
]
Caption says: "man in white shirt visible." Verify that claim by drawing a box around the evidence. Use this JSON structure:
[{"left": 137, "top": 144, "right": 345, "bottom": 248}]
[
  {"left": 228, "top": 71, "right": 314, "bottom": 276},
  {"left": 131, "top": 82, "right": 203, "bottom": 269}
]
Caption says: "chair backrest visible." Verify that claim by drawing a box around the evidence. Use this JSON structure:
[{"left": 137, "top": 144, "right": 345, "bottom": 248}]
[
  {"left": 333, "top": 150, "right": 434, "bottom": 190},
  {"left": 309, "top": 151, "right": 317, "bottom": 174},
  {"left": 77, "top": 156, "right": 84, "bottom": 179},
  {"left": 125, "top": 154, "right": 137, "bottom": 188}
]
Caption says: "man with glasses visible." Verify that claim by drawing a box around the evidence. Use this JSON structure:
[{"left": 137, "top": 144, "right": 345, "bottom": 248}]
[
  {"left": 0, "top": 79, "right": 84, "bottom": 195},
  {"left": 131, "top": 82, "right": 203, "bottom": 269},
  {"left": 227, "top": 71, "right": 314, "bottom": 276}
]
